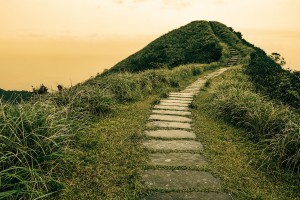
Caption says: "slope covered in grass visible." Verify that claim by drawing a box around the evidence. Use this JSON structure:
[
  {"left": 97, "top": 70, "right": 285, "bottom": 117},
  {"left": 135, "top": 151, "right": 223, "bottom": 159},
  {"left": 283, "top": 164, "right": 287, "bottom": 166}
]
[
  {"left": 0, "top": 63, "right": 219, "bottom": 199},
  {"left": 192, "top": 68, "right": 300, "bottom": 199},
  {"left": 105, "top": 21, "right": 223, "bottom": 73}
]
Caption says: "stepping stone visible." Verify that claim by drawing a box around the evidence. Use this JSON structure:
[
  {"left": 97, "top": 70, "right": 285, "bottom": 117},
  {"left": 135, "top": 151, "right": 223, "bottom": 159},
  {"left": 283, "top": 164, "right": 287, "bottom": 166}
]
[
  {"left": 147, "top": 121, "right": 191, "bottom": 129},
  {"left": 142, "top": 170, "right": 221, "bottom": 190},
  {"left": 148, "top": 153, "right": 207, "bottom": 167},
  {"left": 168, "top": 97, "right": 193, "bottom": 101},
  {"left": 145, "top": 130, "right": 196, "bottom": 139},
  {"left": 159, "top": 102, "right": 190, "bottom": 107},
  {"left": 169, "top": 94, "right": 194, "bottom": 98},
  {"left": 169, "top": 92, "right": 194, "bottom": 95},
  {"left": 154, "top": 105, "right": 189, "bottom": 111},
  {"left": 143, "top": 140, "right": 203, "bottom": 151},
  {"left": 152, "top": 110, "right": 191, "bottom": 116},
  {"left": 149, "top": 114, "right": 192, "bottom": 122},
  {"left": 143, "top": 192, "right": 232, "bottom": 200},
  {"left": 160, "top": 99, "right": 192, "bottom": 104}
]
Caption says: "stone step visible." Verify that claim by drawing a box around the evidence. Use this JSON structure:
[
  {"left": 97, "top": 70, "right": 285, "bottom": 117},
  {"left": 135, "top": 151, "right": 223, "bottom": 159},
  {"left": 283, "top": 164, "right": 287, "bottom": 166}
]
[
  {"left": 169, "top": 93, "right": 194, "bottom": 98},
  {"left": 143, "top": 192, "right": 232, "bottom": 200},
  {"left": 145, "top": 130, "right": 196, "bottom": 139},
  {"left": 147, "top": 121, "right": 191, "bottom": 129},
  {"left": 143, "top": 140, "right": 203, "bottom": 151},
  {"left": 142, "top": 170, "right": 221, "bottom": 190},
  {"left": 152, "top": 109, "right": 191, "bottom": 116},
  {"left": 148, "top": 153, "right": 207, "bottom": 167},
  {"left": 168, "top": 97, "right": 193, "bottom": 101},
  {"left": 159, "top": 102, "right": 190, "bottom": 107},
  {"left": 182, "top": 89, "right": 199, "bottom": 93},
  {"left": 169, "top": 92, "right": 194, "bottom": 96},
  {"left": 160, "top": 99, "right": 192, "bottom": 104},
  {"left": 149, "top": 114, "right": 192, "bottom": 122},
  {"left": 154, "top": 105, "right": 189, "bottom": 111}
]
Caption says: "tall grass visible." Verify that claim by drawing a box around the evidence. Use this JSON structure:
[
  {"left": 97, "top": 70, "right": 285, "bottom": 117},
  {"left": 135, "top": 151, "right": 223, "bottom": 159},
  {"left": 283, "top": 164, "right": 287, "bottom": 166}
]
[
  {"left": 211, "top": 69, "right": 300, "bottom": 171},
  {"left": 0, "top": 100, "right": 78, "bottom": 199},
  {"left": 1, "top": 63, "right": 218, "bottom": 199}
]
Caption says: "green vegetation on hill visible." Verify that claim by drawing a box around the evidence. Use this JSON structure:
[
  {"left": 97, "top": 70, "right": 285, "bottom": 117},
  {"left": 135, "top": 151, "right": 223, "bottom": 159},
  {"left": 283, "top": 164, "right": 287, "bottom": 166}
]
[
  {"left": 0, "top": 63, "right": 218, "bottom": 199},
  {"left": 246, "top": 48, "right": 300, "bottom": 109},
  {"left": 211, "top": 68, "right": 300, "bottom": 171},
  {"left": 193, "top": 72, "right": 300, "bottom": 199},
  {"left": 0, "top": 89, "right": 32, "bottom": 103},
  {"left": 105, "top": 21, "right": 222, "bottom": 74}
]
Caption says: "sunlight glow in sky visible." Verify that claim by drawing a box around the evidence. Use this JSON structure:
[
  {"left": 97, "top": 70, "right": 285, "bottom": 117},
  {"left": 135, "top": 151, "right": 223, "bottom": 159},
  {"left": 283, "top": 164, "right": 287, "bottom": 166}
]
[{"left": 1, "top": 0, "right": 300, "bottom": 90}]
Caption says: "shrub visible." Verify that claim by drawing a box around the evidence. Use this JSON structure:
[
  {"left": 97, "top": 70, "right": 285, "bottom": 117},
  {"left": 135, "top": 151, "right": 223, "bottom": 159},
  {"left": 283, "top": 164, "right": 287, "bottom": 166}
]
[{"left": 246, "top": 49, "right": 300, "bottom": 109}]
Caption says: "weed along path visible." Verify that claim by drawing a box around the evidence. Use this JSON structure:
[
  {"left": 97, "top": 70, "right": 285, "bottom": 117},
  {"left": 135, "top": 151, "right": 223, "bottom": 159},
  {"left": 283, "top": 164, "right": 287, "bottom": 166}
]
[{"left": 141, "top": 68, "right": 231, "bottom": 200}]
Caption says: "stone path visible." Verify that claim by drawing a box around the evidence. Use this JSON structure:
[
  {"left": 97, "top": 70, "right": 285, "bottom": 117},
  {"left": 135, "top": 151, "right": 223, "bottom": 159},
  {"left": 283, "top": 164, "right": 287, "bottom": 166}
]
[
  {"left": 227, "top": 49, "right": 239, "bottom": 67},
  {"left": 141, "top": 68, "right": 233, "bottom": 200}
]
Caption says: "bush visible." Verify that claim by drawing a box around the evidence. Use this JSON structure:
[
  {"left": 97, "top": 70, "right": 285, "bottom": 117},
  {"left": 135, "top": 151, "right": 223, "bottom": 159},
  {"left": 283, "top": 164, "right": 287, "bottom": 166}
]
[{"left": 246, "top": 49, "right": 300, "bottom": 109}]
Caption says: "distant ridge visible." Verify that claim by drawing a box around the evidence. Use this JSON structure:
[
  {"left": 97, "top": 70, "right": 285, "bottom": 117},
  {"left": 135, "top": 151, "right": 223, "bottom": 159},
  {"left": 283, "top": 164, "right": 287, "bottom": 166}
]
[{"left": 0, "top": 88, "right": 32, "bottom": 102}]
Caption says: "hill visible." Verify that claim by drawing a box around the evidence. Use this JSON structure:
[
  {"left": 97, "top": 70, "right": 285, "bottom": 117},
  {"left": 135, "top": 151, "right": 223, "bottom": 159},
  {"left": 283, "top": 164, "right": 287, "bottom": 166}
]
[
  {"left": 103, "top": 20, "right": 254, "bottom": 75},
  {"left": 0, "top": 88, "right": 32, "bottom": 102},
  {"left": 105, "top": 21, "right": 221, "bottom": 74}
]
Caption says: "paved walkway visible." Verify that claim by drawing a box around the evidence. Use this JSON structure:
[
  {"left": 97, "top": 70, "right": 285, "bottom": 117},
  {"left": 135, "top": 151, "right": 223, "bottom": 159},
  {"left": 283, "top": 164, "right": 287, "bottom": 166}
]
[{"left": 141, "top": 68, "right": 232, "bottom": 200}]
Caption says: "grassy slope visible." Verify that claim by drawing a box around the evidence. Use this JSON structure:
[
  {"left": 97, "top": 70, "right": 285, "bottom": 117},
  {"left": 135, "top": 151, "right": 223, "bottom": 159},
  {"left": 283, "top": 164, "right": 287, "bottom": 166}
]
[
  {"left": 192, "top": 68, "right": 300, "bottom": 199},
  {"left": 58, "top": 65, "right": 219, "bottom": 199},
  {"left": 104, "top": 21, "right": 222, "bottom": 74}
]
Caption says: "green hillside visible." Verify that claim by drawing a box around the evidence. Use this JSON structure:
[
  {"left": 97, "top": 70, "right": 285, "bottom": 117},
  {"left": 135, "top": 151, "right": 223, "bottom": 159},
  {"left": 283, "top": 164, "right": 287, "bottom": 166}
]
[{"left": 105, "top": 21, "right": 222, "bottom": 73}]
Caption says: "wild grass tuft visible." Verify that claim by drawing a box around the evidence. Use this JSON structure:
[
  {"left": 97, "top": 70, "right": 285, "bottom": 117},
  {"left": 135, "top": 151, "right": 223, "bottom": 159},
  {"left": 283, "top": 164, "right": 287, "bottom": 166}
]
[{"left": 0, "top": 100, "right": 78, "bottom": 199}]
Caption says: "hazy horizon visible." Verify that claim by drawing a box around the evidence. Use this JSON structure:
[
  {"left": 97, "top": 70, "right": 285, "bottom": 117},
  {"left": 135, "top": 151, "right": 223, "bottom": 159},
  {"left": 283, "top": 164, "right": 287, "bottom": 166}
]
[{"left": 1, "top": 0, "right": 299, "bottom": 91}]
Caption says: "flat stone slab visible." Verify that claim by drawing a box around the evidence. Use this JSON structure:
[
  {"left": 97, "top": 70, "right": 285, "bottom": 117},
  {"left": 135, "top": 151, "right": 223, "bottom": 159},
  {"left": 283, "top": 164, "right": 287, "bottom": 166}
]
[
  {"left": 145, "top": 130, "right": 196, "bottom": 139},
  {"left": 143, "top": 140, "right": 203, "bottom": 151},
  {"left": 152, "top": 110, "right": 191, "bottom": 116},
  {"left": 168, "top": 97, "right": 193, "bottom": 101},
  {"left": 147, "top": 121, "right": 191, "bottom": 129},
  {"left": 142, "top": 170, "right": 221, "bottom": 190},
  {"left": 149, "top": 114, "right": 192, "bottom": 122},
  {"left": 160, "top": 99, "right": 192, "bottom": 104},
  {"left": 169, "top": 94, "right": 194, "bottom": 98},
  {"left": 159, "top": 102, "right": 190, "bottom": 107},
  {"left": 144, "top": 192, "right": 231, "bottom": 200},
  {"left": 170, "top": 92, "right": 194, "bottom": 96},
  {"left": 148, "top": 153, "right": 207, "bottom": 167},
  {"left": 154, "top": 105, "right": 189, "bottom": 111}
]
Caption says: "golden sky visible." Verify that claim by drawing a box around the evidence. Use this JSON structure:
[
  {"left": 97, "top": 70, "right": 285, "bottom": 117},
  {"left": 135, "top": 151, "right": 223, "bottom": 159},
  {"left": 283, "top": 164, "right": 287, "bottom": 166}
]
[{"left": 1, "top": 0, "right": 300, "bottom": 90}]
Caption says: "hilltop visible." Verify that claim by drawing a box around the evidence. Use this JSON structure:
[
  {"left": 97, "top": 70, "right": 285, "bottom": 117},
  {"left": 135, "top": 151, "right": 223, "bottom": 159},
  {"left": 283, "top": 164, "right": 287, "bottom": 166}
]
[{"left": 103, "top": 20, "right": 252, "bottom": 74}]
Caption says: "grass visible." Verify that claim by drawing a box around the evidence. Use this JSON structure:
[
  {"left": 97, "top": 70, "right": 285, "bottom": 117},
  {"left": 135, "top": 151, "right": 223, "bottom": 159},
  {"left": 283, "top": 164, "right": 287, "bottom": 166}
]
[
  {"left": 57, "top": 64, "right": 222, "bottom": 199},
  {"left": 192, "top": 69, "right": 300, "bottom": 199},
  {"left": 59, "top": 97, "right": 154, "bottom": 199},
  {"left": 0, "top": 100, "right": 81, "bottom": 199},
  {"left": 211, "top": 68, "right": 300, "bottom": 171},
  {"left": 0, "top": 62, "right": 219, "bottom": 199}
]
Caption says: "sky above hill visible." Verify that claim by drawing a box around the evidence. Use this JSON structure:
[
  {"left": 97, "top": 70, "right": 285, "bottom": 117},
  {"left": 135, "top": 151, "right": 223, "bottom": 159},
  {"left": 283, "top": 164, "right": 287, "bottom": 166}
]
[
  {"left": 1, "top": 0, "right": 299, "bottom": 38},
  {"left": 1, "top": 0, "right": 300, "bottom": 90}
]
